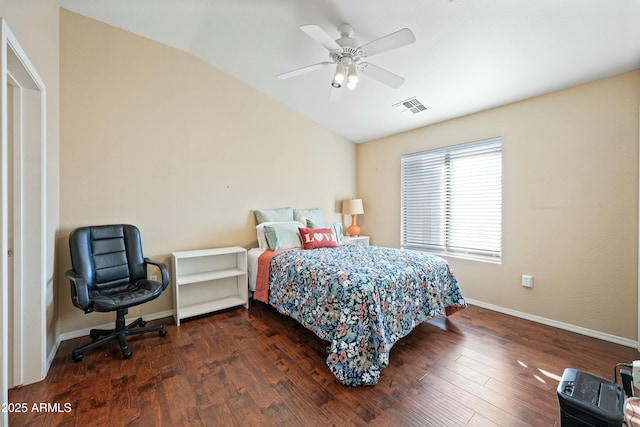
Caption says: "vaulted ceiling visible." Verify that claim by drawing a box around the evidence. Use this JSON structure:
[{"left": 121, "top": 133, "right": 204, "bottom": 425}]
[{"left": 58, "top": 0, "right": 640, "bottom": 143}]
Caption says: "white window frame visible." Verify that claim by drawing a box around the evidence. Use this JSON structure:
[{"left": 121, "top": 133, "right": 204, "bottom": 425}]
[{"left": 401, "top": 137, "right": 502, "bottom": 262}]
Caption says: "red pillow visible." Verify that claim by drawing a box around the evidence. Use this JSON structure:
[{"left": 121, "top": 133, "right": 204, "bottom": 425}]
[{"left": 298, "top": 227, "right": 339, "bottom": 249}]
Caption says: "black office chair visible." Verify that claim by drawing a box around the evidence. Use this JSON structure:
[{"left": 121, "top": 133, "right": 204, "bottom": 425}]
[{"left": 65, "top": 224, "right": 169, "bottom": 361}]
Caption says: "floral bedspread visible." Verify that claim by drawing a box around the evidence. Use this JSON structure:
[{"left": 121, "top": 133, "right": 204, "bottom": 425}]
[{"left": 260, "top": 244, "right": 466, "bottom": 386}]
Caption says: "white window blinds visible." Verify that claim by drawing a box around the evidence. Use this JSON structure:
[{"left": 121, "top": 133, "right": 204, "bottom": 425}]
[{"left": 401, "top": 137, "right": 502, "bottom": 261}]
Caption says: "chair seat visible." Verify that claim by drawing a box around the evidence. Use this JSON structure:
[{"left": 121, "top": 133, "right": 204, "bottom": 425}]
[{"left": 89, "top": 279, "right": 164, "bottom": 312}]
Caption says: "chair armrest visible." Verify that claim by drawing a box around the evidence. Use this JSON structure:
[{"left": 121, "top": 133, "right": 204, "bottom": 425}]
[
  {"left": 145, "top": 258, "right": 170, "bottom": 290},
  {"left": 65, "top": 270, "right": 92, "bottom": 312}
]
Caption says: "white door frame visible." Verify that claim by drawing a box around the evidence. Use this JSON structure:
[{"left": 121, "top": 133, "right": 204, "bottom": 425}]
[{"left": 0, "top": 18, "right": 47, "bottom": 427}]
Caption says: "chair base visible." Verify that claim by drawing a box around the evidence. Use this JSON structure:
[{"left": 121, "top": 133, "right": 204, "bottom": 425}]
[{"left": 72, "top": 308, "right": 167, "bottom": 362}]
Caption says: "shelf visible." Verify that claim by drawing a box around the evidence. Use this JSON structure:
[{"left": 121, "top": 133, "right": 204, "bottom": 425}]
[
  {"left": 172, "top": 246, "right": 248, "bottom": 325},
  {"left": 178, "top": 297, "right": 248, "bottom": 320},
  {"left": 172, "top": 246, "right": 246, "bottom": 258},
  {"left": 176, "top": 268, "right": 245, "bottom": 286}
]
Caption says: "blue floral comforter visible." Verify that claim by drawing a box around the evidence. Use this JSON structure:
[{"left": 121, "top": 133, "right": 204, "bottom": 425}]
[{"left": 262, "top": 244, "right": 466, "bottom": 386}]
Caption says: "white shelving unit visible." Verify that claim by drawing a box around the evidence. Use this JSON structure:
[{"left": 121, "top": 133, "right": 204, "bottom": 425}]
[{"left": 172, "top": 246, "right": 248, "bottom": 325}]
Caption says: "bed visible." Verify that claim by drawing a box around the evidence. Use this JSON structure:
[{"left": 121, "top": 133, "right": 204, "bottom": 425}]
[{"left": 249, "top": 212, "right": 466, "bottom": 386}]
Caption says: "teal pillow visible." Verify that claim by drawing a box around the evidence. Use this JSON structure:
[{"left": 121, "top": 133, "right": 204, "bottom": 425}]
[
  {"left": 264, "top": 223, "right": 302, "bottom": 251},
  {"left": 254, "top": 208, "right": 294, "bottom": 225},
  {"left": 293, "top": 208, "right": 324, "bottom": 224},
  {"left": 307, "top": 219, "right": 343, "bottom": 243}
]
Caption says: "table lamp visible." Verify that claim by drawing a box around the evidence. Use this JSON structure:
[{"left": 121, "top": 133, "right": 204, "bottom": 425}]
[{"left": 342, "top": 199, "right": 364, "bottom": 237}]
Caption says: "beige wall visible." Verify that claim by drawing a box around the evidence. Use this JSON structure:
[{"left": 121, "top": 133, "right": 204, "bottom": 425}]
[
  {"left": 56, "top": 8, "right": 640, "bottom": 342},
  {"left": 0, "top": 0, "right": 60, "bottom": 368},
  {"left": 357, "top": 70, "right": 640, "bottom": 340},
  {"left": 58, "top": 10, "right": 356, "bottom": 333}
]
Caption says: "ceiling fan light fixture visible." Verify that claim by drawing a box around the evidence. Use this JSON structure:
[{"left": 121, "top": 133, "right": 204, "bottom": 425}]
[
  {"left": 347, "top": 64, "right": 359, "bottom": 89},
  {"left": 334, "top": 63, "right": 346, "bottom": 83}
]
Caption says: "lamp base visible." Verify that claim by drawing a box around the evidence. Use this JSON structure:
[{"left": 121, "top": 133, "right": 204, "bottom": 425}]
[{"left": 347, "top": 215, "right": 360, "bottom": 237}]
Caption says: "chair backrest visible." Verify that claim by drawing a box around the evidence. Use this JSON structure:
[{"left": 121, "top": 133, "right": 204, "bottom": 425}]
[{"left": 68, "top": 224, "right": 147, "bottom": 290}]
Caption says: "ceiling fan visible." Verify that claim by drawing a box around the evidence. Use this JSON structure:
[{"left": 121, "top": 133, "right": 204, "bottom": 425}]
[{"left": 277, "top": 23, "right": 416, "bottom": 93}]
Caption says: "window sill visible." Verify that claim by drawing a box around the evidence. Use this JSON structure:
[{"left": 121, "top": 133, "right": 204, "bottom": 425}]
[{"left": 403, "top": 247, "right": 501, "bottom": 265}]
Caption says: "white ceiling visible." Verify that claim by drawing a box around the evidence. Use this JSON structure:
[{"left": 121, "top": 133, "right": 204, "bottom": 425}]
[{"left": 58, "top": 0, "right": 640, "bottom": 143}]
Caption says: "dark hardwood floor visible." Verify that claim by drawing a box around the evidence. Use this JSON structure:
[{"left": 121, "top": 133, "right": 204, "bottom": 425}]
[{"left": 8, "top": 302, "right": 640, "bottom": 426}]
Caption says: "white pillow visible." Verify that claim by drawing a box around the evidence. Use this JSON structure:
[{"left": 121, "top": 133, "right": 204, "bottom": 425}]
[{"left": 256, "top": 221, "right": 303, "bottom": 249}]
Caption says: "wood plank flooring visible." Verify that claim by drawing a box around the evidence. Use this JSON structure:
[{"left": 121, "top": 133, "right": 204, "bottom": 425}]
[{"left": 8, "top": 302, "right": 640, "bottom": 426}]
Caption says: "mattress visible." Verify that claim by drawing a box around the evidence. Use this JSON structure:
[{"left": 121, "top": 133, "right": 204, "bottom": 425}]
[{"left": 247, "top": 247, "right": 265, "bottom": 291}]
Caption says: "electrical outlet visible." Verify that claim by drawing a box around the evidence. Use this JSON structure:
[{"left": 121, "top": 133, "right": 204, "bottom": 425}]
[
  {"left": 633, "top": 360, "right": 640, "bottom": 389},
  {"left": 521, "top": 274, "right": 533, "bottom": 288},
  {"left": 149, "top": 275, "right": 158, "bottom": 281}
]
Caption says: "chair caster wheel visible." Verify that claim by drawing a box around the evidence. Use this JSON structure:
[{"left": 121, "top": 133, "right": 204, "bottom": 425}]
[
  {"left": 72, "top": 352, "right": 83, "bottom": 362},
  {"left": 139, "top": 320, "right": 147, "bottom": 327},
  {"left": 90, "top": 332, "right": 100, "bottom": 341},
  {"left": 159, "top": 327, "right": 167, "bottom": 337},
  {"left": 122, "top": 348, "right": 133, "bottom": 359}
]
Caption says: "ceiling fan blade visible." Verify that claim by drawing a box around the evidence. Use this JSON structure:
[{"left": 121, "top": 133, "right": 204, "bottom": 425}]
[
  {"left": 360, "top": 28, "right": 416, "bottom": 58},
  {"left": 277, "top": 62, "right": 332, "bottom": 80},
  {"left": 300, "top": 25, "right": 341, "bottom": 50},
  {"left": 360, "top": 63, "right": 405, "bottom": 89}
]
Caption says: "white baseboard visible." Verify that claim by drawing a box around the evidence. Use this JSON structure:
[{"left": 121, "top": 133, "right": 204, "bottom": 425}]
[
  {"left": 466, "top": 298, "right": 638, "bottom": 349},
  {"left": 58, "top": 309, "right": 175, "bottom": 342},
  {"left": 47, "top": 338, "right": 60, "bottom": 371}
]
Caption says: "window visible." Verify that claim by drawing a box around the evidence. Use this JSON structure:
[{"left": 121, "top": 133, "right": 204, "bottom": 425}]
[{"left": 401, "top": 137, "right": 502, "bottom": 261}]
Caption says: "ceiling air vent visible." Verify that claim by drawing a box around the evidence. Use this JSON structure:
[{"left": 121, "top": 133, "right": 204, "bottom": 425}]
[{"left": 393, "top": 97, "right": 427, "bottom": 115}]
